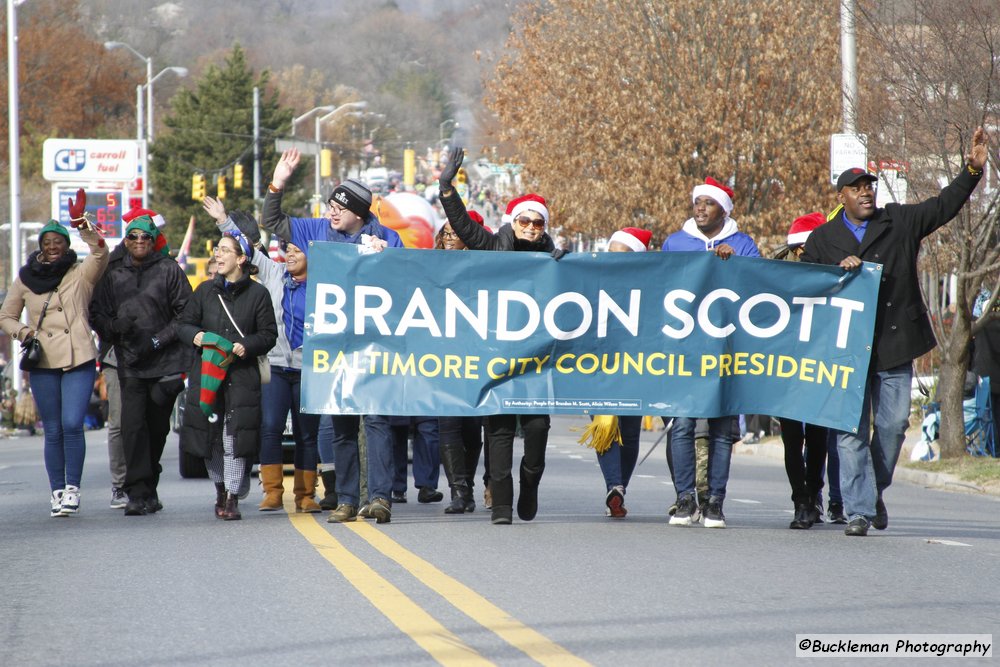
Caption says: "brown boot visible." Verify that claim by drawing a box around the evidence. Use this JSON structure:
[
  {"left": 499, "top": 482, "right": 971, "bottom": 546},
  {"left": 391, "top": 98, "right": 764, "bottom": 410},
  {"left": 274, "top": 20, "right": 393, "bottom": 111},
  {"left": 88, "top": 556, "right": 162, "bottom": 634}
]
[
  {"left": 294, "top": 469, "right": 322, "bottom": 513},
  {"left": 258, "top": 464, "right": 284, "bottom": 511},
  {"left": 223, "top": 493, "right": 241, "bottom": 521},
  {"left": 215, "top": 483, "right": 226, "bottom": 519}
]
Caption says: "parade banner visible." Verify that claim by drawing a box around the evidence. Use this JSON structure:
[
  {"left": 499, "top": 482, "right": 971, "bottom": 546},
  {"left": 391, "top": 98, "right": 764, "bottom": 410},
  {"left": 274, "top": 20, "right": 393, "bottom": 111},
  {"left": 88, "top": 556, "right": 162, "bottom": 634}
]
[{"left": 301, "top": 243, "right": 881, "bottom": 433}]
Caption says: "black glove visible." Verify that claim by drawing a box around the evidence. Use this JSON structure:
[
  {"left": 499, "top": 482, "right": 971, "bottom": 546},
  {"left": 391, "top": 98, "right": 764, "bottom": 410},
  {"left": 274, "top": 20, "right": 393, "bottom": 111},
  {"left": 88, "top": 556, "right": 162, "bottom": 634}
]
[
  {"left": 228, "top": 210, "right": 261, "bottom": 245},
  {"left": 551, "top": 248, "right": 567, "bottom": 261},
  {"left": 111, "top": 316, "right": 136, "bottom": 335},
  {"left": 131, "top": 337, "right": 156, "bottom": 359},
  {"left": 439, "top": 146, "right": 465, "bottom": 193}
]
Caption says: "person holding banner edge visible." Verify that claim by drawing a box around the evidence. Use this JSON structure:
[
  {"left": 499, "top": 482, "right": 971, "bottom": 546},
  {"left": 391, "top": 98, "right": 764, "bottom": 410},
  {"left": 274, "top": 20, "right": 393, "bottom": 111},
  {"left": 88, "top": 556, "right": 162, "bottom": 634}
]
[
  {"left": 801, "top": 126, "right": 990, "bottom": 537},
  {"left": 438, "top": 146, "right": 561, "bottom": 525},
  {"left": 662, "top": 177, "right": 761, "bottom": 528}
]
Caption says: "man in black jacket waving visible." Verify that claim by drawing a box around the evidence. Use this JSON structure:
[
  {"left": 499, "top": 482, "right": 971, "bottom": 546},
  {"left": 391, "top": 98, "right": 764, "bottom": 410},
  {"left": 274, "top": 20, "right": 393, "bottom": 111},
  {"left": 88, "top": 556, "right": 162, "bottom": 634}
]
[{"left": 802, "top": 126, "right": 990, "bottom": 536}]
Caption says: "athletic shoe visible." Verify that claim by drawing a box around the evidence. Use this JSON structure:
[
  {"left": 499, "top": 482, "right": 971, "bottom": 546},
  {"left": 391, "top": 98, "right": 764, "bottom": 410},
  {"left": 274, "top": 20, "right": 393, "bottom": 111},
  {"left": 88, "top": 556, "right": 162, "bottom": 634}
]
[
  {"left": 357, "top": 502, "right": 372, "bottom": 518},
  {"left": 367, "top": 497, "right": 391, "bottom": 524},
  {"left": 873, "top": 496, "right": 888, "bottom": 530},
  {"left": 845, "top": 516, "right": 870, "bottom": 536},
  {"left": 828, "top": 502, "right": 848, "bottom": 524},
  {"left": 110, "top": 487, "right": 127, "bottom": 509},
  {"left": 703, "top": 496, "right": 726, "bottom": 528},
  {"left": 50, "top": 489, "right": 66, "bottom": 517},
  {"left": 669, "top": 493, "right": 700, "bottom": 526},
  {"left": 60, "top": 486, "right": 80, "bottom": 515},
  {"left": 391, "top": 491, "right": 407, "bottom": 504},
  {"left": 327, "top": 503, "right": 358, "bottom": 523},
  {"left": 605, "top": 486, "right": 627, "bottom": 518}
]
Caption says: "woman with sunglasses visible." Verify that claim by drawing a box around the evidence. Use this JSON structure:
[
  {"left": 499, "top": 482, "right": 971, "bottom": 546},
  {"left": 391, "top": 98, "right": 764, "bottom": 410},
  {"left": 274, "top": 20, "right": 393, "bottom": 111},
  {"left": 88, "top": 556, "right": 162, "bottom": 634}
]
[
  {"left": 178, "top": 232, "right": 277, "bottom": 520},
  {"left": 1, "top": 190, "right": 109, "bottom": 517},
  {"left": 438, "top": 146, "right": 560, "bottom": 525}
]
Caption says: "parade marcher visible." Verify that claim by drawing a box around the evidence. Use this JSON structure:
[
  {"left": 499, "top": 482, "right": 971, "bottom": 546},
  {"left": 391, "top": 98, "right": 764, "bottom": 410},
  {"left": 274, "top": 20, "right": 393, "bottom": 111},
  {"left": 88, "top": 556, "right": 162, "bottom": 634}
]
[
  {"left": 260, "top": 148, "right": 400, "bottom": 524},
  {"left": 578, "top": 227, "right": 652, "bottom": 518},
  {"left": 802, "top": 126, "right": 990, "bottom": 536},
  {"left": 972, "top": 289, "right": 1000, "bottom": 447},
  {"left": 435, "top": 210, "right": 490, "bottom": 514},
  {"left": 177, "top": 231, "right": 277, "bottom": 520},
  {"left": 662, "top": 177, "right": 760, "bottom": 528},
  {"left": 438, "top": 146, "right": 562, "bottom": 525},
  {"left": 0, "top": 190, "right": 109, "bottom": 516},
  {"left": 95, "top": 206, "right": 169, "bottom": 510},
  {"left": 389, "top": 417, "right": 444, "bottom": 504},
  {"left": 203, "top": 196, "right": 322, "bottom": 514},
  {"left": 90, "top": 215, "right": 190, "bottom": 516},
  {"left": 776, "top": 213, "right": 830, "bottom": 529}
]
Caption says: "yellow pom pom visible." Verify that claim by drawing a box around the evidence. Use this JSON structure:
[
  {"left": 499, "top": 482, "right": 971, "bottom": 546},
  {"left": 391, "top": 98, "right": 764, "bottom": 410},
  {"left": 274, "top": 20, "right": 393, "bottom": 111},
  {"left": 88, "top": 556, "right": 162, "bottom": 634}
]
[{"left": 577, "top": 415, "right": 622, "bottom": 454}]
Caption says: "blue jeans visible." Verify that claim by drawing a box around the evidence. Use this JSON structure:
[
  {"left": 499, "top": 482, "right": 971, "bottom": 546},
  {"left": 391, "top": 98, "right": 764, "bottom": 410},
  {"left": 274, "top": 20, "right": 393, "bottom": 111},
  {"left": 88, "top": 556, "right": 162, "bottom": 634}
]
[
  {"left": 317, "top": 416, "right": 334, "bottom": 465},
  {"left": 259, "top": 368, "right": 318, "bottom": 469},
  {"left": 596, "top": 415, "right": 641, "bottom": 491},
  {"left": 390, "top": 417, "right": 442, "bottom": 492},
  {"left": 329, "top": 415, "right": 362, "bottom": 505},
  {"left": 363, "top": 415, "right": 395, "bottom": 502},
  {"left": 30, "top": 361, "right": 96, "bottom": 491},
  {"left": 671, "top": 416, "right": 734, "bottom": 500},
  {"left": 836, "top": 363, "right": 912, "bottom": 521}
]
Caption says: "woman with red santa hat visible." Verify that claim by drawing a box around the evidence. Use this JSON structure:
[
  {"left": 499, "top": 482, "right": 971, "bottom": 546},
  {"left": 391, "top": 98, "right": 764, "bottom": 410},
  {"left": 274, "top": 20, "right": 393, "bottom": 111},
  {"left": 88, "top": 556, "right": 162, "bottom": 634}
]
[{"left": 438, "top": 146, "right": 560, "bottom": 525}]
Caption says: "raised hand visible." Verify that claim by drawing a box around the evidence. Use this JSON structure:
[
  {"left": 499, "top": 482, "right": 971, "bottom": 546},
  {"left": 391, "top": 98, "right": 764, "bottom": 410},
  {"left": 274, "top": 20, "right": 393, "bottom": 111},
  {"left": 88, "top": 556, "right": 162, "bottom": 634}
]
[
  {"left": 439, "top": 146, "right": 465, "bottom": 193},
  {"left": 202, "top": 196, "right": 227, "bottom": 224},
  {"left": 271, "top": 148, "right": 301, "bottom": 189},
  {"left": 68, "top": 188, "right": 87, "bottom": 227},
  {"left": 966, "top": 126, "right": 990, "bottom": 172}
]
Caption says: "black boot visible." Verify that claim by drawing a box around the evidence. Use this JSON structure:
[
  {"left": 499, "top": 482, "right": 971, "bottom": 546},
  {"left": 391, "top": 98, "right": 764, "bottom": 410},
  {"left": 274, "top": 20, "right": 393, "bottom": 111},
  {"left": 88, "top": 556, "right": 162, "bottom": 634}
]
[
  {"left": 214, "top": 483, "right": 226, "bottom": 519},
  {"left": 789, "top": 503, "right": 813, "bottom": 529},
  {"left": 444, "top": 481, "right": 474, "bottom": 514},
  {"left": 319, "top": 469, "right": 338, "bottom": 511},
  {"left": 223, "top": 493, "right": 241, "bottom": 521},
  {"left": 516, "top": 461, "right": 544, "bottom": 522}
]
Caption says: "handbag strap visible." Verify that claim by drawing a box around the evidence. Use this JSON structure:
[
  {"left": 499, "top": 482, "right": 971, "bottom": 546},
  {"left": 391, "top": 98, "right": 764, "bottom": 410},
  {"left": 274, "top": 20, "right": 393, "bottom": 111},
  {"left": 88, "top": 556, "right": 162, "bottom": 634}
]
[
  {"left": 217, "top": 294, "right": 245, "bottom": 338},
  {"left": 33, "top": 290, "right": 56, "bottom": 335}
]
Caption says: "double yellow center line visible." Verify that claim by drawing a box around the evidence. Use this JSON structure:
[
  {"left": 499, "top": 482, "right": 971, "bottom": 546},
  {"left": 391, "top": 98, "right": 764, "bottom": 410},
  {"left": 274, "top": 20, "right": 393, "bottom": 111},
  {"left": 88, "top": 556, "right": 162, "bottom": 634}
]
[{"left": 287, "top": 507, "right": 590, "bottom": 666}]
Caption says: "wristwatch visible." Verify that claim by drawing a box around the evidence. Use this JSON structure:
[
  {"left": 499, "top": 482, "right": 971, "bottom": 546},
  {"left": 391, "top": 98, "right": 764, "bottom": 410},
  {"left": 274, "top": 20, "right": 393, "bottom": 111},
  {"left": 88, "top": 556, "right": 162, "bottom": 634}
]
[{"left": 151, "top": 336, "right": 162, "bottom": 351}]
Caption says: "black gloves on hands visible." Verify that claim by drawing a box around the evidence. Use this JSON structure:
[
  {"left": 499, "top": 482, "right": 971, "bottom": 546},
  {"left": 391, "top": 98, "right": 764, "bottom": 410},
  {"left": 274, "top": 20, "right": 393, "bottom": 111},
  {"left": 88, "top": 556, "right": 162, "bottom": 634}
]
[
  {"left": 111, "top": 316, "right": 136, "bottom": 335},
  {"left": 551, "top": 248, "right": 567, "bottom": 261},
  {"left": 439, "top": 146, "right": 465, "bottom": 194}
]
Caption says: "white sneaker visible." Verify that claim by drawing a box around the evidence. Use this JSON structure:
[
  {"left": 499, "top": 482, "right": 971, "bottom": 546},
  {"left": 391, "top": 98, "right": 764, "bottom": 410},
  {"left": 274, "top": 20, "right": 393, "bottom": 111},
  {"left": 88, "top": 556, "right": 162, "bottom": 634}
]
[
  {"left": 50, "top": 489, "right": 66, "bottom": 517},
  {"left": 60, "top": 486, "right": 80, "bottom": 515}
]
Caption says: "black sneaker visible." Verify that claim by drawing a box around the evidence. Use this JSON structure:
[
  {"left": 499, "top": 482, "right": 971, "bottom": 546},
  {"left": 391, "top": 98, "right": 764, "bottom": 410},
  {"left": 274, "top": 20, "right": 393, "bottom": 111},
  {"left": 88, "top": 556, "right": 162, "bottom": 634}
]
[
  {"left": 828, "top": 502, "right": 848, "bottom": 524},
  {"left": 417, "top": 487, "right": 443, "bottom": 503},
  {"left": 390, "top": 491, "right": 407, "bottom": 504},
  {"left": 873, "top": 496, "right": 888, "bottom": 530},
  {"left": 702, "top": 496, "right": 726, "bottom": 528},
  {"left": 124, "top": 497, "right": 147, "bottom": 516},
  {"left": 669, "top": 493, "right": 699, "bottom": 526},
  {"left": 145, "top": 496, "right": 163, "bottom": 514},
  {"left": 844, "top": 516, "right": 869, "bottom": 536},
  {"left": 789, "top": 503, "right": 813, "bottom": 529}
]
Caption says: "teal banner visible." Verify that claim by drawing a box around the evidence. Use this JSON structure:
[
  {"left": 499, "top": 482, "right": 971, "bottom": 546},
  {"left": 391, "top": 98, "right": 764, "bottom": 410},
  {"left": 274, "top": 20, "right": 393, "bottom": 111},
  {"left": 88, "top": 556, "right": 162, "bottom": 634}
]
[{"left": 302, "top": 243, "right": 881, "bottom": 433}]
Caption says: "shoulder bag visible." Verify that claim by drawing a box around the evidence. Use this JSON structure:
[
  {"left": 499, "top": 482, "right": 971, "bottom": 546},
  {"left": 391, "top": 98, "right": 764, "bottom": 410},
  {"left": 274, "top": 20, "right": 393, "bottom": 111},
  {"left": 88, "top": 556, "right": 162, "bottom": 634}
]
[
  {"left": 20, "top": 290, "right": 55, "bottom": 371},
  {"left": 217, "top": 294, "right": 270, "bottom": 384}
]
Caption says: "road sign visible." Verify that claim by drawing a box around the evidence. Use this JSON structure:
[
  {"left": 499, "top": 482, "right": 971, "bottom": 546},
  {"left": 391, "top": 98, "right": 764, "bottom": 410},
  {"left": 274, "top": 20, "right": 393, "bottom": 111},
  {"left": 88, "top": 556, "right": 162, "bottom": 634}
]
[
  {"left": 830, "top": 133, "right": 868, "bottom": 185},
  {"left": 275, "top": 139, "right": 321, "bottom": 156},
  {"left": 42, "top": 139, "right": 139, "bottom": 182}
]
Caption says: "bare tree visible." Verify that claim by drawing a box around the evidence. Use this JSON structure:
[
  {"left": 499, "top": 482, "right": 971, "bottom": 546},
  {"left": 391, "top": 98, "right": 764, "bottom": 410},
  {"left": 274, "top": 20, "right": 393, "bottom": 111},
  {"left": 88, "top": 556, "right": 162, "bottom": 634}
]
[
  {"left": 856, "top": 0, "right": 1000, "bottom": 457},
  {"left": 485, "top": 0, "right": 841, "bottom": 242}
]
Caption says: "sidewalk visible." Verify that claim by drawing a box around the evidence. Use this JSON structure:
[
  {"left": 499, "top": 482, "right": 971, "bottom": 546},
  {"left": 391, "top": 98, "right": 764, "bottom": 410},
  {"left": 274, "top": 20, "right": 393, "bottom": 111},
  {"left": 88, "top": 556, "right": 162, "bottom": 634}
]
[{"left": 733, "top": 425, "right": 998, "bottom": 497}]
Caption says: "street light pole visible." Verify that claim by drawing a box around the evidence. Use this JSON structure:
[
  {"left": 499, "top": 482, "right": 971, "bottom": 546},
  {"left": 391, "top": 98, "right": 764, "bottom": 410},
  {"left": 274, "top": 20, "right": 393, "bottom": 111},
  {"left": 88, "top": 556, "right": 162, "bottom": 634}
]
[{"left": 316, "top": 101, "right": 368, "bottom": 200}]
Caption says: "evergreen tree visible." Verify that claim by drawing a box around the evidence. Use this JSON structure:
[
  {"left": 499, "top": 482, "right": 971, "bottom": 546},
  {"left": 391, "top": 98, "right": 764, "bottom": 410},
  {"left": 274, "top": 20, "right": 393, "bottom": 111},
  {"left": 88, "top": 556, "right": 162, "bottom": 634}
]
[{"left": 150, "top": 45, "right": 305, "bottom": 248}]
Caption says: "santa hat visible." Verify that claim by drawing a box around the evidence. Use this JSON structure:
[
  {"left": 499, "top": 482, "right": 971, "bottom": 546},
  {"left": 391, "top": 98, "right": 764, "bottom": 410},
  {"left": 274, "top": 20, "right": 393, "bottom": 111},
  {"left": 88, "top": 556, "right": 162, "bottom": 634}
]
[
  {"left": 787, "top": 212, "right": 826, "bottom": 247},
  {"left": 501, "top": 197, "right": 520, "bottom": 224},
  {"left": 198, "top": 332, "right": 234, "bottom": 422},
  {"left": 609, "top": 227, "right": 652, "bottom": 252},
  {"left": 691, "top": 177, "right": 734, "bottom": 215},
  {"left": 509, "top": 193, "right": 549, "bottom": 224},
  {"left": 468, "top": 210, "right": 486, "bottom": 226}
]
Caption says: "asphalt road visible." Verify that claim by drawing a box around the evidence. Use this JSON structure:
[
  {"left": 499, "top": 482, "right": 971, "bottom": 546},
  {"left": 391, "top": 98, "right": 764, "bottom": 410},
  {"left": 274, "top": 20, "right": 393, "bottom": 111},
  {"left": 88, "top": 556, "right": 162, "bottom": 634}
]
[{"left": 1, "top": 415, "right": 997, "bottom": 666}]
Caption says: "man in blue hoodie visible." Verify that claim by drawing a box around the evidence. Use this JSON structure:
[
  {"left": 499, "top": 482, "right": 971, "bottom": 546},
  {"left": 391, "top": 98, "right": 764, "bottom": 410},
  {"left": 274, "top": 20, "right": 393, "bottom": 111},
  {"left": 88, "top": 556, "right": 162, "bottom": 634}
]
[
  {"left": 261, "top": 148, "right": 403, "bottom": 525},
  {"left": 661, "top": 177, "right": 760, "bottom": 529}
]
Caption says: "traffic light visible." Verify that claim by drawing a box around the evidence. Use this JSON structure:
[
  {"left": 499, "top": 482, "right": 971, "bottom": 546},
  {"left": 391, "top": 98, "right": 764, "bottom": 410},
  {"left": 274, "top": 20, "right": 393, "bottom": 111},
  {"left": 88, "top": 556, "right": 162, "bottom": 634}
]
[
  {"left": 320, "top": 149, "right": 332, "bottom": 178},
  {"left": 456, "top": 168, "right": 468, "bottom": 185},
  {"left": 217, "top": 175, "right": 227, "bottom": 200},
  {"left": 233, "top": 163, "right": 244, "bottom": 189},
  {"left": 191, "top": 173, "right": 206, "bottom": 200}
]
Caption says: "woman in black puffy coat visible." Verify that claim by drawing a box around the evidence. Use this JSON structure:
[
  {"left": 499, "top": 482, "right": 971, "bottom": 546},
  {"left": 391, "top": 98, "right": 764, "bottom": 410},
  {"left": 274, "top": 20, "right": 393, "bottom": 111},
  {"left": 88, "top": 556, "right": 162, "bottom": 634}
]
[{"left": 178, "top": 232, "right": 277, "bottom": 520}]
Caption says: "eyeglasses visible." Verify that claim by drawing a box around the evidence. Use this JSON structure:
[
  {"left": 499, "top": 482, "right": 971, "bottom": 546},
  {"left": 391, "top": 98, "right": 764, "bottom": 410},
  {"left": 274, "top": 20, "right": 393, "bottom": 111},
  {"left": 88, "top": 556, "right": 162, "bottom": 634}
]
[
  {"left": 441, "top": 230, "right": 460, "bottom": 239},
  {"left": 327, "top": 202, "right": 349, "bottom": 215},
  {"left": 515, "top": 216, "right": 545, "bottom": 229},
  {"left": 213, "top": 245, "right": 237, "bottom": 255},
  {"left": 126, "top": 232, "right": 154, "bottom": 242}
]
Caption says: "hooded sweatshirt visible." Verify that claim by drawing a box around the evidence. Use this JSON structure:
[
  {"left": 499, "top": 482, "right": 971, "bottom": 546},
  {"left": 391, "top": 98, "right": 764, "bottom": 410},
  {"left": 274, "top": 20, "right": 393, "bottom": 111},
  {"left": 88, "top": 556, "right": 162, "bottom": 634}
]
[{"left": 661, "top": 218, "right": 760, "bottom": 257}]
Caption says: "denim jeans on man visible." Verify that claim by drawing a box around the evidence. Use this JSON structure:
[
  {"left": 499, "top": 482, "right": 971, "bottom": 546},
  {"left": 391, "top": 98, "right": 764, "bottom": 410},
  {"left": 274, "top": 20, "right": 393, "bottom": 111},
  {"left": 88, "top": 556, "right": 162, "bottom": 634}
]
[
  {"left": 30, "top": 361, "right": 96, "bottom": 491},
  {"left": 836, "top": 363, "right": 912, "bottom": 521},
  {"left": 362, "top": 415, "right": 396, "bottom": 502},
  {"left": 392, "top": 417, "right": 441, "bottom": 492},
  {"left": 596, "top": 415, "right": 641, "bottom": 491},
  {"left": 259, "top": 367, "right": 318, "bottom": 469},
  {"left": 671, "top": 416, "right": 735, "bottom": 501}
]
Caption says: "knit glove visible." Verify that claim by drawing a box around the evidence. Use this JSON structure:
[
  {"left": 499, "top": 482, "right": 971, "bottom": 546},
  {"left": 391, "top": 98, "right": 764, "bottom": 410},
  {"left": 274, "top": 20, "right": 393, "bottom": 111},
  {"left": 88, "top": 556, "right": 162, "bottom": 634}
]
[
  {"left": 67, "top": 188, "right": 87, "bottom": 227},
  {"left": 439, "top": 146, "right": 464, "bottom": 193}
]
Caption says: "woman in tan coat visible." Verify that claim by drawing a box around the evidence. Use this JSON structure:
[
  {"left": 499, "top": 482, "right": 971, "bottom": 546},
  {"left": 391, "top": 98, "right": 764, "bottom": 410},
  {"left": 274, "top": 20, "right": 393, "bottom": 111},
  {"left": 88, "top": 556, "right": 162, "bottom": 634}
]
[{"left": 0, "top": 191, "right": 109, "bottom": 517}]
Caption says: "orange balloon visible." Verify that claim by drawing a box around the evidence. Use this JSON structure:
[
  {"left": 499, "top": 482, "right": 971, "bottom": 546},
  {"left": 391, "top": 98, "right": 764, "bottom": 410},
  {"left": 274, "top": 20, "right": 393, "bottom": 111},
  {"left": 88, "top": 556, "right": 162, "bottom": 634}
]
[{"left": 371, "top": 194, "right": 435, "bottom": 248}]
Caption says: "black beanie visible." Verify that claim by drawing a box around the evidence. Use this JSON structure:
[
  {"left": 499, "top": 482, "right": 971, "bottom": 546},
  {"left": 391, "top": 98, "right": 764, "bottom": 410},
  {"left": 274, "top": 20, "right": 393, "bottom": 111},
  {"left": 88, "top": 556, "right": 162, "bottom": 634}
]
[{"left": 329, "top": 179, "right": 372, "bottom": 219}]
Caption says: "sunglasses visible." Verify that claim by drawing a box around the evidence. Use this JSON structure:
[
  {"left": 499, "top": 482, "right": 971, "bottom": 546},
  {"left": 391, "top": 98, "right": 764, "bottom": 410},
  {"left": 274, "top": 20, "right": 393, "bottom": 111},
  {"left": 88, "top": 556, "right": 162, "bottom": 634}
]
[
  {"left": 515, "top": 216, "right": 545, "bottom": 229},
  {"left": 126, "top": 232, "right": 154, "bottom": 242}
]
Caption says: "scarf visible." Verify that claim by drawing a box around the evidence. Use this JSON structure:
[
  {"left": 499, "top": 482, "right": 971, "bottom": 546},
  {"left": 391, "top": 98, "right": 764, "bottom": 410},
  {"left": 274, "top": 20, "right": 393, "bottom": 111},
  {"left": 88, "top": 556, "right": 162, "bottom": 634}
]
[{"left": 19, "top": 249, "right": 78, "bottom": 294}]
